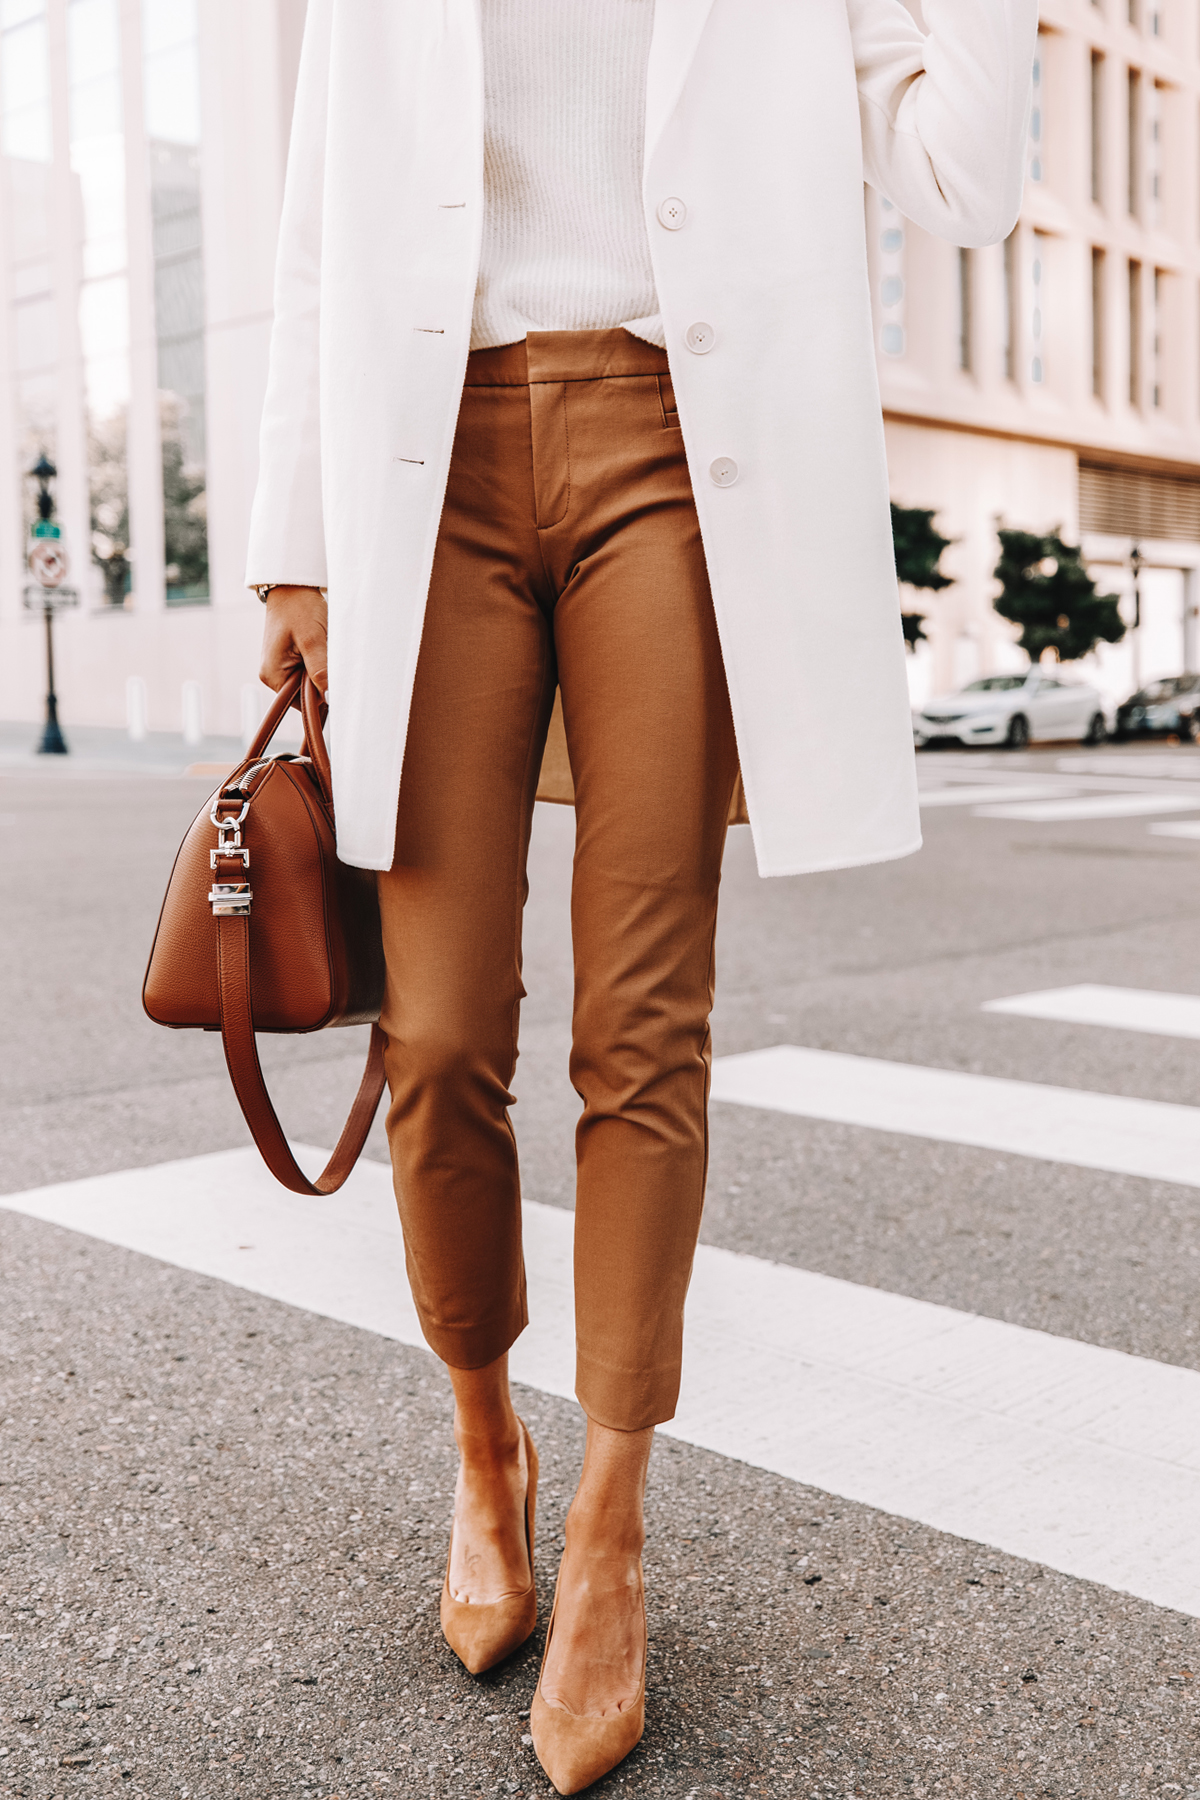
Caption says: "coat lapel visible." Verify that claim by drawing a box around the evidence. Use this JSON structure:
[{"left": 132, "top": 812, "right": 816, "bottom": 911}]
[{"left": 644, "top": 0, "right": 718, "bottom": 161}]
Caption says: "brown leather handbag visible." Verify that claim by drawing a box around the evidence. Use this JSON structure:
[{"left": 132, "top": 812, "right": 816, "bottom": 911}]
[{"left": 143, "top": 671, "right": 387, "bottom": 1194}]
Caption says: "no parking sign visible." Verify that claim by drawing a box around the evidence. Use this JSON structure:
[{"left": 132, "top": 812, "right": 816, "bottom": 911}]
[{"left": 28, "top": 519, "right": 69, "bottom": 590}]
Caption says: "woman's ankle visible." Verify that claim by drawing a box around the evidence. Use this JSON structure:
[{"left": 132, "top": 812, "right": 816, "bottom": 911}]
[
  {"left": 564, "top": 1496, "right": 644, "bottom": 1560},
  {"left": 454, "top": 1411, "right": 523, "bottom": 1470}
]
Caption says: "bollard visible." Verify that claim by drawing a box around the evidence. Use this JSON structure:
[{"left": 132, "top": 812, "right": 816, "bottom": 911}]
[
  {"left": 126, "top": 674, "right": 148, "bottom": 742},
  {"left": 182, "top": 678, "right": 203, "bottom": 745}
]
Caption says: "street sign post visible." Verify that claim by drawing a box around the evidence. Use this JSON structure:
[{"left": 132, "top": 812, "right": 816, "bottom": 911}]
[{"left": 25, "top": 456, "right": 77, "bottom": 756}]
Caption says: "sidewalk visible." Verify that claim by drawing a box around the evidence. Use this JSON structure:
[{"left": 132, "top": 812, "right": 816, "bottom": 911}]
[{"left": 0, "top": 716, "right": 299, "bottom": 778}]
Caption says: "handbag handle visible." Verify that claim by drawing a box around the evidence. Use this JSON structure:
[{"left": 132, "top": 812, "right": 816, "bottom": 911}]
[
  {"left": 245, "top": 669, "right": 334, "bottom": 801},
  {"left": 214, "top": 671, "right": 386, "bottom": 1195}
]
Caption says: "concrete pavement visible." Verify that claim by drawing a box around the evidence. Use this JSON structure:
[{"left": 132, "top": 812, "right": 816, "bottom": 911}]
[{"left": 1, "top": 739, "right": 1199, "bottom": 1797}]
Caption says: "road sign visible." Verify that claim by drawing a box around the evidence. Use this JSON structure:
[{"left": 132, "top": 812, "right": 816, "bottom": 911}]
[
  {"left": 29, "top": 536, "right": 69, "bottom": 588},
  {"left": 23, "top": 584, "right": 79, "bottom": 610}
]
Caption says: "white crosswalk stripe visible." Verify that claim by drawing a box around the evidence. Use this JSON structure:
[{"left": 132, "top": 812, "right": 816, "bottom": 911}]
[
  {"left": 984, "top": 984, "right": 1200, "bottom": 1039},
  {"left": 1151, "top": 819, "right": 1200, "bottom": 840},
  {"left": 710, "top": 1044, "right": 1200, "bottom": 1186},
  {"left": 3, "top": 1148, "right": 1199, "bottom": 1620},
  {"left": 974, "top": 793, "right": 1200, "bottom": 822}
]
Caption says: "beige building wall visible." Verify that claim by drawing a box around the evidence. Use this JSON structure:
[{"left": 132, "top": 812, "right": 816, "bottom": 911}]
[
  {"left": 877, "top": 0, "right": 1200, "bottom": 711},
  {"left": 0, "top": 0, "right": 305, "bottom": 740},
  {"left": 4, "top": 0, "right": 1200, "bottom": 741}
]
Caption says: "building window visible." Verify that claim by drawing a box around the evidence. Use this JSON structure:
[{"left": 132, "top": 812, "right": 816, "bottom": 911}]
[
  {"left": 1002, "top": 231, "right": 1017, "bottom": 380},
  {"left": 1092, "top": 247, "right": 1106, "bottom": 398},
  {"left": 1, "top": 0, "right": 56, "bottom": 547},
  {"left": 1029, "top": 37, "right": 1044, "bottom": 183},
  {"left": 1147, "top": 81, "right": 1161, "bottom": 226},
  {"left": 144, "top": 0, "right": 209, "bottom": 605},
  {"left": 1153, "top": 268, "right": 1163, "bottom": 408},
  {"left": 1129, "top": 258, "right": 1142, "bottom": 406},
  {"left": 68, "top": 0, "right": 132, "bottom": 608},
  {"left": 1127, "top": 68, "right": 1140, "bottom": 216},
  {"left": 1090, "top": 52, "right": 1104, "bottom": 204},
  {"left": 1030, "top": 232, "right": 1047, "bottom": 385},
  {"left": 956, "top": 247, "right": 972, "bottom": 373},
  {"left": 877, "top": 197, "right": 905, "bottom": 358}
]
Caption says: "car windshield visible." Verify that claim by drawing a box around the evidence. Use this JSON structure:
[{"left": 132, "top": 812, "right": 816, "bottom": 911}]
[
  {"left": 1136, "top": 679, "right": 1178, "bottom": 702},
  {"left": 961, "top": 676, "right": 1027, "bottom": 692}
]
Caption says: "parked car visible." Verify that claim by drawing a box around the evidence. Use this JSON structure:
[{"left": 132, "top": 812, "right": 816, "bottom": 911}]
[
  {"left": 912, "top": 671, "right": 1109, "bottom": 749},
  {"left": 1113, "top": 673, "right": 1200, "bottom": 741}
]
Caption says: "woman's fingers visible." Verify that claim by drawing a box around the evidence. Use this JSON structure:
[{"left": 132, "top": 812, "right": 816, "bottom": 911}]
[{"left": 258, "top": 586, "right": 329, "bottom": 695}]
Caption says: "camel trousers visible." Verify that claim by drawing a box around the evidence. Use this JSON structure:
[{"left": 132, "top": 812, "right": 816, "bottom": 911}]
[{"left": 377, "top": 329, "right": 740, "bottom": 1432}]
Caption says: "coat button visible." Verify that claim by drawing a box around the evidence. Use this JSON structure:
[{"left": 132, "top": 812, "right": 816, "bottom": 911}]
[
  {"left": 657, "top": 195, "right": 687, "bottom": 229},
  {"left": 685, "top": 321, "right": 715, "bottom": 354},
  {"left": 709, "top": 457, "right": 739, "bottom": 487}
]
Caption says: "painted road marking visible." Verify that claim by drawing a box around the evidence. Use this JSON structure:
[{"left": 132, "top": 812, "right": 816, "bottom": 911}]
[
  {"left": 2, "top": 1149, "right": 1199, "bottom": 1618},
  {"left": 975, "top": 793, "right": 1200, "bottom": 823},
  {"left": 1058, "top": 754, "right": 1200, "bottom": 780},
  {"left": 1150, "top": 820, "right": 1200, "bottom": 840},
  {"left": 993, "top": 986, "right": 1200, "bottom": 1044},
  {"left": 709, "top": 1045, "right": 1200, "bottom": 1188},
  {"left": 984, "top": 984, "right": 1200, "bottom": 1041},
  {"left": 918, "top": 783, "right": 1080, "bottom": 808}
]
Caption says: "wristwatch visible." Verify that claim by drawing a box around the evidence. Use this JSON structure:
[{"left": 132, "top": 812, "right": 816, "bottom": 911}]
[{"left": 254, "top": 583, "right": 279, "bottom": 604}]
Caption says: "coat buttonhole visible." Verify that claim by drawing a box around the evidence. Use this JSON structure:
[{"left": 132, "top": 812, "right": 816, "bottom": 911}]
[{"left": 394, "top": 457, "right": 425, "bottom": 466}]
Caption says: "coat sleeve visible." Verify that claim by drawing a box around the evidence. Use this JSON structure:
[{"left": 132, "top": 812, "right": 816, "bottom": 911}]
[
  {"left": 244, "top": 0, "right": 333, "bottom": 588},
  {"left": 849, "top": 0, "right": 1039, "bottom": 246}
]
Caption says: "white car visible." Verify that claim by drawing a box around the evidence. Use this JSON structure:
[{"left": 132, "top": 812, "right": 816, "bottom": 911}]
[{"left": 912, "top": 672, "right": 1109, "bottom": 749}]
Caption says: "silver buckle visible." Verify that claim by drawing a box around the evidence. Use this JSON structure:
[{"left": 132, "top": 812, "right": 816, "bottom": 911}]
[
  {"left": 210, "top": 788, "right": 250, "bottom": 867},
  {"left": 208, "top": 882, "right": 253, "bottom": 917}
]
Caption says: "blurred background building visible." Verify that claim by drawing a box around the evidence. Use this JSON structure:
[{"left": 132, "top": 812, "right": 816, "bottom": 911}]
[
  {"left": 883, "top": 0, "right": 1200, "bottom": 709},
  {"left": 1, "top": 0, "right": 1198, "bottom": 738},
  {"left": 0, "top": 0, "right": 304, "bottom": 741}
]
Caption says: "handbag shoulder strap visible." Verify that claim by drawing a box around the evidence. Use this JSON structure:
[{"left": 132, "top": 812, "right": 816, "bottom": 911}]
[{"left": 215, "top": 907, "right": 386, "bottom": 1197}]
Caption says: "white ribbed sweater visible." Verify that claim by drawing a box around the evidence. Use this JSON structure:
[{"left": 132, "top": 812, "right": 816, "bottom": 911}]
[{"left": 471, "top": 0, "right": 664, "bottom": 351}]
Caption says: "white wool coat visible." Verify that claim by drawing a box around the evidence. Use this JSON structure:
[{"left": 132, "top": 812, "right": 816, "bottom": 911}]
[{"left": 245, "top": 0, "right": 1038, "bottom": 875}]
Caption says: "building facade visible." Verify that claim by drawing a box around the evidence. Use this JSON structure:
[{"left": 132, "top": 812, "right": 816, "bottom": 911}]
[
  {"left": 0, "top": 0, "right": 305, "bottom": 740},
  {"left": 2, "top": 0, "right": 1198, "bottom": 739},
  {"left": 882, "top": 0, "right": 1200, "bottom": 709}
]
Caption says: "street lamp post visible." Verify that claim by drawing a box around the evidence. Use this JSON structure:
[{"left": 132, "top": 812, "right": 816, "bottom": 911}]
[{"left": 24, "top": 454, "right": 79, "bottom": 756}]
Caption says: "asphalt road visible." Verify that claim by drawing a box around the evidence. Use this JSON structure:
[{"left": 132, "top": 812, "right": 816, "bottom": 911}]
[{"left": 2, "top": 738, "right": 1199, "bottom": 1800}]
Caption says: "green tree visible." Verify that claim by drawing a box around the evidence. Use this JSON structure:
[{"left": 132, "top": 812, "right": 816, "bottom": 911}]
[
  {"left": 161, "top": 423, "right": 209, "bottom": 592},
  {"left": 88, "top": 410, "right": 131, "bottom": 607},
  {"left": 993, "top": 529, "right": 1125, "bottom": 664},
  {"left": 891, "top": 503, "right": 953, "bottom": 650}
]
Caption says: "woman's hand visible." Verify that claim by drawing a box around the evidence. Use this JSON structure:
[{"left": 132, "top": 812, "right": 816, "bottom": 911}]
[{"left": 259, "top": 585, "right": 329, "bottom": 697}]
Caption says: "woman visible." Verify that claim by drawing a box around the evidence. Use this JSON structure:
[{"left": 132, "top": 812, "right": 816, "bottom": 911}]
[{"left": 247, "top": 0, "right": 1035, "bottom": 1790}]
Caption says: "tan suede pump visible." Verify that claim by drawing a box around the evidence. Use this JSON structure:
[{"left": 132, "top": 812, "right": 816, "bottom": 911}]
[
  {"left": 528, "top": 1571, "right": 646, "bottom": 1795},
  {"left": 440, "top": 1418, "right": 539, "bottom": 1675}
]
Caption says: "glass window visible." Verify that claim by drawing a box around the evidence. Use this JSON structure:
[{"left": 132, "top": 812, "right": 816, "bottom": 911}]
[
  {"left": 1, "top": 0, "right": 51, "bottom": 162},
  {"left": 1002, "top": 231, "right": 1017, "bottom": 380},
  {"left": 1, "top": 0, "right": 56, "bottom": 552},
  {"left": 1029, "top": 38, "right": 1044, "bottom": 184},
  {"left": 963, "top": 676, "right": 1028, "bottom": 692},
  {"left": 1029, "top": 232, "right": 1047, "bottom": 385},
  {"left": 144, "top": 0, "right": 208, "bottom": 604},
  {"left": 876, "top": 196, "right": 905, "bottom": 359},
  {"left": 1092, "top": 247, "right": 1105, "bottom": 399},
  {"left": 956, "top": 248, "right": 972, "bottom": 373},
  {"left": 1128, "top": 69, "right": 1140, "bottom": 217},
  {"left": 67, "top": 0, "right": 132, "bottom": 606},
  {"left": 1090, "top": 51, "right": 1103, "bottom": 205},
  {"left": 1129, "top": 258, "right": 1142, "bottom": 406}
]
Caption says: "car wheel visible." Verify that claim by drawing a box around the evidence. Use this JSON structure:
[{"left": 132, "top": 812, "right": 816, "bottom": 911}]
[
  {"left": 1005, "top": 712, "right": 1030, "bottom": 749},
  {"left": 1084, "top": 712, "right": 1107, "bottom": 745},
  {"left": 1181, "top": 713, "right": 1199, "bottom": 744}
]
